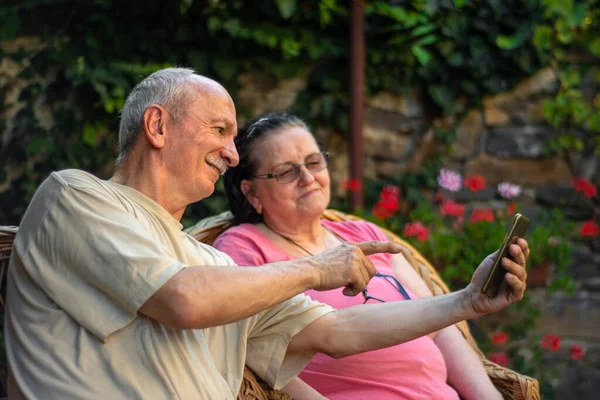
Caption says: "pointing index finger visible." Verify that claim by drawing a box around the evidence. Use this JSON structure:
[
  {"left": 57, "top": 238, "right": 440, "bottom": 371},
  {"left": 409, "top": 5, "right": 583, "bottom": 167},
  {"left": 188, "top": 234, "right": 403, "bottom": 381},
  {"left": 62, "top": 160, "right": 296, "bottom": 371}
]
[{"left": 355, "top": 241, "right": 403, "bottom": 256}]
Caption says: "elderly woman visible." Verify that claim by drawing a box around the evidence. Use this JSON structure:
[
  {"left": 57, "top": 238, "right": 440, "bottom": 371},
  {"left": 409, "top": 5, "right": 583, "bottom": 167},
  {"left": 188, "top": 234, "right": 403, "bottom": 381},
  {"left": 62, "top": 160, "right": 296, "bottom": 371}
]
[{"left": 214, "top": 111, "right": 516, "bottom": 399}]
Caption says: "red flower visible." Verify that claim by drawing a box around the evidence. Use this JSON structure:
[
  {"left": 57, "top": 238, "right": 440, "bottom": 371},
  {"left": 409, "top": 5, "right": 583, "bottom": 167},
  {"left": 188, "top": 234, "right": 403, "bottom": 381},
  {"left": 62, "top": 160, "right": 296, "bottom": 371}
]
[
  {"left": 403, "top": 221, "right": 429, "bottom": 241},
  {"left": 372, "top": 205, "right": 394, "bottom": 220},
  {"left": 571, "top": 177, "right": 597, "bottom": 198},
  {"left": 507, "top": 202, "right": 516, "bottom": 215},
  {"left": 464, "top": 175, "right": 486, "bottom": 192},
  {"left": 372, "top": 185, "right": 401, "bottom": 219},
  {"left": 570, "top": 345, "right": 584, "bottom": 360},
  {"left": 541, "top": 334, "right": 561, "bottom": 351},
  {"left": 469, "top": 208, "right": 495, "bottom": 223},
  {"left": 434, "top": 191, "right": 445, "bottom": 204},
  {"left": 440, "top": 199, "right": 465, "bottom": 218},
  {"left": 341, "top": 178, "right": 361, "bottom": 192},
  {"left": 491, "top": 331, "right": 509, "bottom": 345},
  {"left": 488, "top": 352, "right": 510, "bottom": 367},
  {"left": 580, "top": 220, "right": 599, "bottom": 237}
]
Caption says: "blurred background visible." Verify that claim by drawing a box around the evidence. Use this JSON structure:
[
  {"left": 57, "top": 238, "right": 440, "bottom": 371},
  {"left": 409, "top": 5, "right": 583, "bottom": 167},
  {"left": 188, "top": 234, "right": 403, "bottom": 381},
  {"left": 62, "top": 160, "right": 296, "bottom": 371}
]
[{"left": 0, "top": 0, "right": 599, "bottom": 398}]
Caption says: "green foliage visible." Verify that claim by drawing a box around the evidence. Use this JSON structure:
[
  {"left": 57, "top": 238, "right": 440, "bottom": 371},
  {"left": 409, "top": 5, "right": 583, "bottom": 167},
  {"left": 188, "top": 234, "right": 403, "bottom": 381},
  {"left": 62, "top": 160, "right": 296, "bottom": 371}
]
[
  {"left": 533, "top": 0, "right": 600, "bottom": 160},
  {"left": 0, "top": 0, "right": 555, "bottom": 226}
]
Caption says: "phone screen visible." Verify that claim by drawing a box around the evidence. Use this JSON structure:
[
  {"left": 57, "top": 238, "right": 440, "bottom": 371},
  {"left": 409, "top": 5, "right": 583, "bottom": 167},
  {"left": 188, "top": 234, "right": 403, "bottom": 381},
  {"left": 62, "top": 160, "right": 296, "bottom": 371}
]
[{"left": 481, "top": 213, "right": 530, "bottom": 298}]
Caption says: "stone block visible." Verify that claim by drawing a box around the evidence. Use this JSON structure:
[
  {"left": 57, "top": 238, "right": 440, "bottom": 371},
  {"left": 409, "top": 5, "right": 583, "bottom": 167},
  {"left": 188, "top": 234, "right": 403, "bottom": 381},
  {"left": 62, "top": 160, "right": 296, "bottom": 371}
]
[
  {"left": 571, "top": 246, "right": 600, "bottom": 282},
  {"left": 486, "top": 125, "right": 557, "bottom": 158},
  {"left": 452, "top": 109, "right": 485, "bottom": 159},
  {"left": 513, "top": 102, "right": 546, "bottom": 125},
  {"left": 530, "top": 290, "right": 600, "bottom": 340},
  {"left": 535, "top": 185, "right": 595, "bottom": 220},
  {"left": 363, "top": 125, "right": 411, "bottom": 160},
  {"left": 484, "top": 107, "right": 510, "bottom": 127},
  {"left": 554, "top": 366, "right": 600, "bottom": 400},
  {"left": 366, "top": 89, "right": 423, "bottom": 118},
  {"left": 236, "top": 73, "right": 306, "bottom": 117},
  {"left": 465, "top": 154, "right": 571, "bottom": 185},
  {"left": 483, "top": 67, "right": 559, "bottom": 108},
  {"left": 364, "top": 107, "right": 423, "bottom": 134}
]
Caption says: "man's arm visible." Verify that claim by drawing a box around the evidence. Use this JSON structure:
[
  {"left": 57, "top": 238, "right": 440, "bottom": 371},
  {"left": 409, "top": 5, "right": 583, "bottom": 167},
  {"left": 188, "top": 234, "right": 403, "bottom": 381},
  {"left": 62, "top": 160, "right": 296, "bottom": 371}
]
[
  {"left": 287, "top": 240, "right": 528, "bottom": 359},
  {"left": 139, "top": 241, "right": 401, "bottom": 330}
]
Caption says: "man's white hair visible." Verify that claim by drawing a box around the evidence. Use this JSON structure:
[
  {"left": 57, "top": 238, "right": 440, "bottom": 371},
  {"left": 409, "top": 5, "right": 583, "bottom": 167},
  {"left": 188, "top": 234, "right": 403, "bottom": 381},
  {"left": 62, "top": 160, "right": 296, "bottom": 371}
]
[{"left": 117, "top": 67, "right": 197, "bottom": 164}]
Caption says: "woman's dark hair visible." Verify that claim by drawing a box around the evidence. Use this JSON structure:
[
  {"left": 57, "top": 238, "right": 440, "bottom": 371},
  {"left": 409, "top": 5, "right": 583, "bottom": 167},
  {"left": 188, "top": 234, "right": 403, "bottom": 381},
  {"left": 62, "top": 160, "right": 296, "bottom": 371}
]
[{"left": 224, "top": 110, "right": 310, "bottom": 225}]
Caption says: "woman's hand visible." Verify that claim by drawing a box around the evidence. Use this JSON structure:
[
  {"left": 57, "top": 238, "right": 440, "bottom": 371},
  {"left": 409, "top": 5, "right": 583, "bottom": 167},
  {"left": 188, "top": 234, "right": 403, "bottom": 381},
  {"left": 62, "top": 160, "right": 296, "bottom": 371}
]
[{"left": 463, "top": 238, "right": 530, "bottom": 318}]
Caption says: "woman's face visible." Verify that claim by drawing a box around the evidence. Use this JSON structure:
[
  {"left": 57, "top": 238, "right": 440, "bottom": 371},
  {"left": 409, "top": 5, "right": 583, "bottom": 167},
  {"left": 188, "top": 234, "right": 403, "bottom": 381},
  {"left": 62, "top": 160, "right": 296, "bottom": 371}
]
[{"left": 245, "top": 126, "right": 331, "bottom": 224}]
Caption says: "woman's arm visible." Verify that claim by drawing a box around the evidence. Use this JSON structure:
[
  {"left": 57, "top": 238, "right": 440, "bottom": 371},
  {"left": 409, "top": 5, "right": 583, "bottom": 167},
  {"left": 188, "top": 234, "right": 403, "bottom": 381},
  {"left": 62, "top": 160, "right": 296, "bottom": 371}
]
[
  {"left": 390, "top": 253, "right": 502, "bottom": 400},
  {"left": 281, "top": 377, "right": 328, "bottom": 400}
]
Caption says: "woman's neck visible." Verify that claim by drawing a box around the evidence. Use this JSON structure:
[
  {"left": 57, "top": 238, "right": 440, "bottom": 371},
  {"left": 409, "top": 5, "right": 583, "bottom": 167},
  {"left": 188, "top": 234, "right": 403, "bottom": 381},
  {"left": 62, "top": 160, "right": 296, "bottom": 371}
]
[{"left": 261, "top": 215, "right": 326, "bottom": 246}]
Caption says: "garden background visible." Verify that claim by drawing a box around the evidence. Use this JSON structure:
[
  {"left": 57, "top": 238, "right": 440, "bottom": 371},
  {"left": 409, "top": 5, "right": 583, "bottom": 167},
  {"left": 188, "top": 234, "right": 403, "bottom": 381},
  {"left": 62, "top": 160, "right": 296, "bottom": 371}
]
[{"left": 1, "top": 0, "right": 599, "bottom": 398}]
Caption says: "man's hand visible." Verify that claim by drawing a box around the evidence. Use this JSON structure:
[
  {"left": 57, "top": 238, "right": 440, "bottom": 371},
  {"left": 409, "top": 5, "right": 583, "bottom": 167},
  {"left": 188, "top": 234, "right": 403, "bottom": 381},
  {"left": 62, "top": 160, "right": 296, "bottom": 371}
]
[
  {"left": 464, "top": 238, "right": 530, "bottom": 318},
  {"left": 308, "top": 241, "right": 403, "bottom": 296}
]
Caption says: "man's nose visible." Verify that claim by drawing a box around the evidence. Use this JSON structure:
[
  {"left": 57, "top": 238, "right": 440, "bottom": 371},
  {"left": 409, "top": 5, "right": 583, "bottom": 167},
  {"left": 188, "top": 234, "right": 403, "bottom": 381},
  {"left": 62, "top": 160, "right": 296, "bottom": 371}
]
[{"left": 221, "top": 142, "right": 239, "bottom": 167}]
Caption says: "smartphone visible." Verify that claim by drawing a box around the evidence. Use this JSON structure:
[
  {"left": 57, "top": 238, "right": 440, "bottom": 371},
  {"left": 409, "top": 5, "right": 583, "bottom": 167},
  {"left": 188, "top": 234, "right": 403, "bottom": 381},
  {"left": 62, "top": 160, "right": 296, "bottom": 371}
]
[{"left": 481, "top": 213, "right": 530, "bottom": 298}]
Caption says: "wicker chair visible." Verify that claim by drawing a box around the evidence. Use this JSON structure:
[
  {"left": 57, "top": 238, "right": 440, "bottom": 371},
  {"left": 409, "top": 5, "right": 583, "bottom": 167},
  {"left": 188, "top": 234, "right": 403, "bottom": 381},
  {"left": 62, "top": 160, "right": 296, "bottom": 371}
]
[
  {"left": 1, "top": 210, "right": 540, "bottom": 399},
  {"left": 186, "top": 210, "right": 541, "bottom": 400}
]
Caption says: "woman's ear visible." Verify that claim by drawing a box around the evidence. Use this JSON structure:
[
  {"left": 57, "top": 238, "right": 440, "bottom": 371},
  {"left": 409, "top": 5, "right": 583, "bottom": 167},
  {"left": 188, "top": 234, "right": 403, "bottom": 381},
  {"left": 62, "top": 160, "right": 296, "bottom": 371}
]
[{"left": 241, "top": 180, "right": 263, "bottom": 214}]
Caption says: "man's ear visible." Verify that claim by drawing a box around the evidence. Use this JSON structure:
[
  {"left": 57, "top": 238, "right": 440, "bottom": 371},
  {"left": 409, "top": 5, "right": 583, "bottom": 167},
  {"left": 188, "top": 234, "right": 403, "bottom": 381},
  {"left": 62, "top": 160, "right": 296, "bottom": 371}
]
[
  {"left": 143, "top": 104, "right": 168, "bottom": 149},
  {"left": 241, "top": 180, "right": 262, "bottom": 214}
]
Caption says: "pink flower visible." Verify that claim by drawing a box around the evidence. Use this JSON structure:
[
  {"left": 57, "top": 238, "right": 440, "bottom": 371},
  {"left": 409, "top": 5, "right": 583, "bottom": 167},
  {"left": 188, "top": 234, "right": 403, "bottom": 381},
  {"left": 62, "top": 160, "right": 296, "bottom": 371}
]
[
  {"left": 570, "top": 345, "right": 584, "bottom": 360},
  {"left": 437, "top": 169, "right": 462, "bottom": 192},
  {"left": 341, "top": 178, "right": 361, "bottom": 192},
  {"left": 571, "top": 177, "right": 597, "bottom": 198},
  {"left": 403, "top": 221, "right": 429, "bottom": 241},
  {"left": 464, "top": 175, "right": 486, "bottom": 192},
  {"left": 491, "top": 331, "right": 509, "bottom": 345},
  {"left": 497, "top": 182, "right": 521, "bottom": 199},
  {"left": 469, "top": 209, "right": 495, "bottom": 223},
  {"left": 541, "top": 334, "right": 560, "bottom": 351},
  {"left": 440, "top": 199, "right": 465, "bottom": 218},
  {"left": 580, "top": 220, "right": 599, "bottom": 237},
  {"left": 488, "top": 352, "right": 510, "bottom": 367}
]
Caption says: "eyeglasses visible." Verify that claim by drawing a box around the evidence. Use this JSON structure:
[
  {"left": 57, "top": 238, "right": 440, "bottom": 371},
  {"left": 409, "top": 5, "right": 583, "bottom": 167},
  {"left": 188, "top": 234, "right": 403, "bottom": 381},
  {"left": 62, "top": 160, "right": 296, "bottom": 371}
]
[
  {"left": 252, "top": 152, "right": 330, "bottom": 184},
  {"left": 362, "top": 273, "right": 411, "bottom": 303}
]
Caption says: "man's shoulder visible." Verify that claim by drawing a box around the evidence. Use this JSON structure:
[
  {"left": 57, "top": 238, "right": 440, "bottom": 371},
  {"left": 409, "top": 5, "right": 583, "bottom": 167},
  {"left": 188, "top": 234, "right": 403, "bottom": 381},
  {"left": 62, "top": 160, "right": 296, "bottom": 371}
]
[{"left": 51, "top": 169, "right": 106, "bottom": 191}]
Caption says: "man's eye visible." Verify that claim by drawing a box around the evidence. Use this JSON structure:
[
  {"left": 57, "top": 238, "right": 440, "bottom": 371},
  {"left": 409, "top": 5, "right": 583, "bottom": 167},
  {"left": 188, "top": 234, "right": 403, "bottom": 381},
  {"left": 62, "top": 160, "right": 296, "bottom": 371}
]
[{"left": 216, "top": 127, "right": 224, "bottom": 134}]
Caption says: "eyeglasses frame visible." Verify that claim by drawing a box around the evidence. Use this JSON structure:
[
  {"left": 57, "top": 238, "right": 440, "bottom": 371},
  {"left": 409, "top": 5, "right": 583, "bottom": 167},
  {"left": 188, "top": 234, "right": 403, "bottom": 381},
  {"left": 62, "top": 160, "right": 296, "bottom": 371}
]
[{"left": 252, "top": 151, "right": 331, "bottom": 183}]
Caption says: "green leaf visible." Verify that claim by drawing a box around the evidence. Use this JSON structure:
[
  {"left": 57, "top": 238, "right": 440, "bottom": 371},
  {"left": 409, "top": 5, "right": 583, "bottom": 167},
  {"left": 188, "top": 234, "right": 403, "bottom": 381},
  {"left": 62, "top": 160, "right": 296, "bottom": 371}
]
[
  {"left": 83, "top": 124, "right": 98, "bottom": 147},
  {"left": 411, "top": 45, "right": 432, "bottom": 66},
  {"left": 533, "top": 25, "right": 553, "bottom": 51},
  {"left": 428, "top": 85, "right": 454, "bottom": 110},
  {"left": 496, "top": 35, "right": 518, "bottom": 50},
  {"left": 586, "top": 112, "right": 600, "bottom": 132},
  {"left": 276, "top": 0, "right": 297, "bottom": 20},
  {"left": 567, "top": 4, "right": 586, "bottom": 27},
  {"left": 411, "top": 24, "right": 436, "bottom": 37},
  {"left": 415, "top": 34, "right": 437, "bottom": 47},
  {"left": 589, "top": 37, "right": 600, "bottom": 58},
  {"left": 26, "top": 136, "right": 53, "bottom": 155}
]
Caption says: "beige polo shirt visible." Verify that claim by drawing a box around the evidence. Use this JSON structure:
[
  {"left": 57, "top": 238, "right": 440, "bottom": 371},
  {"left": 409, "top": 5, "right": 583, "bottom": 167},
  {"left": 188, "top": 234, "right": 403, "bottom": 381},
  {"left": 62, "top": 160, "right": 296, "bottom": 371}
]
[{"left": 5, "top": 169, "right": 333, "bottom": 400}]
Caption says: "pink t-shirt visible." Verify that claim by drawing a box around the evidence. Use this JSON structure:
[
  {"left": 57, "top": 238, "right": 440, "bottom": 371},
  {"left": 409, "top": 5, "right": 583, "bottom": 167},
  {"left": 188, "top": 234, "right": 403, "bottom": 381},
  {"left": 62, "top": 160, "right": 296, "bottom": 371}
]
[{"left": 214, "top": 220, "right": 459, "bottom": 400}]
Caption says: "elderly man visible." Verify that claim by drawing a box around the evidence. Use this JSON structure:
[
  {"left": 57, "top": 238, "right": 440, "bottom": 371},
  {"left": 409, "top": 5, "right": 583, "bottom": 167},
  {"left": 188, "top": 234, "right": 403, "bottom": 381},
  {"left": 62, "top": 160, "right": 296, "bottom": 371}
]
[{"left": 6, "top": 67, "right": 529, "bottom": 399}]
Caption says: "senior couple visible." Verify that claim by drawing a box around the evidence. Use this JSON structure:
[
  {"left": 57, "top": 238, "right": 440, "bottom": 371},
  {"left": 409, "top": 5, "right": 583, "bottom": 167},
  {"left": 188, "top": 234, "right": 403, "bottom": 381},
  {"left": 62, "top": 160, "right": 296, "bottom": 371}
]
[{"left": 6, "top": 67, "right": 529, "bottom": 399}]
